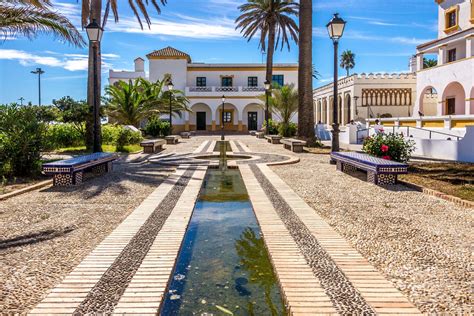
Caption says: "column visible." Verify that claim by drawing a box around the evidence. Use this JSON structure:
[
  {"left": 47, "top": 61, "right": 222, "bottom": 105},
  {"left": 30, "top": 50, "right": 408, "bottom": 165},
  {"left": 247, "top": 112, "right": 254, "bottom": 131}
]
[
  {"left": 184, "top": 111, "right": 190, "bottom": 131},
  {"left": 326, "top": 97, "right": 331, "bottom": 125},
  {"left": 416, "top": 53, "right": 424, "bottom": 71},
  {"left": 466, "top": 36, "right": 473, "bottom": 58},
  {"left": 211, "top": 107, "right": 217, "bottom": 131},
  {"left": 438, "top": 45, "right": 447, "bottom": 66},
  {"left": 238, "top": 109, "right": 243, "bottom": 132},
  {"left": 340, "top": 95, "right": 345, "bottom": 125}
]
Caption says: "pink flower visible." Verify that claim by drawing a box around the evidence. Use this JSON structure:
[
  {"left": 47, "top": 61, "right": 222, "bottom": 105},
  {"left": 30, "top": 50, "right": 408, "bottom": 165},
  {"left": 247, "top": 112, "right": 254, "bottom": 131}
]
[
  {"left": 382, "top": 156, "right": 391, "bottom": 160},
  {"left": 381, "top": 144, "right": 389, "bottom": 152}
]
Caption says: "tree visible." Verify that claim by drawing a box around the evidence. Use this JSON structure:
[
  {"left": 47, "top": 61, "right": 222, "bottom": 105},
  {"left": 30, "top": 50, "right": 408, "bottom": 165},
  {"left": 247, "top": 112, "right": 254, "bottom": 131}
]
[
  {"left": 53, "top": 96, "right": 89, "bottom": 138},
  {"left": 297, "top": 0, "right": 315, "bottom": 142},
  {"left": 82, "top": 0, "right": 168, "bottom": 151},
  {"left": 312, "top": 64, "right": 321, "bottom": 80},
  {"left": 104, "top": 78, "right": 189, "bottom": 128},
  {"left": 0, "top": 0, "right": 84, "bottom": 46},
  {"left": 235, "top": 0, "right": 298, "bottom": 86},
  {"left": 340, "top": 50, "right": 356, "bottom": 77},
  {"left": 423, "top": 57, "right": 437, "bottom": 69}
]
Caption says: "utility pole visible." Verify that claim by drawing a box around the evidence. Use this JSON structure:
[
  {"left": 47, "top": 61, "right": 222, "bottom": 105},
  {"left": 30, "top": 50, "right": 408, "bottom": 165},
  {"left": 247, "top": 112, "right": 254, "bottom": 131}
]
[{"left": 31, "top": 68, "right": 45, "bottom": 106}]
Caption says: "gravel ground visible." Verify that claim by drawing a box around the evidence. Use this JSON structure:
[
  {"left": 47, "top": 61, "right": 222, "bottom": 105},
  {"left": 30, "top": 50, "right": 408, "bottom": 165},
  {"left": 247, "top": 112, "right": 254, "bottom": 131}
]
[
  {"left": 0, "top": 161, "right": 170, "bottom": 314},
  {"left": 238, "top": 136, "right": 473, "bottom": 314}
]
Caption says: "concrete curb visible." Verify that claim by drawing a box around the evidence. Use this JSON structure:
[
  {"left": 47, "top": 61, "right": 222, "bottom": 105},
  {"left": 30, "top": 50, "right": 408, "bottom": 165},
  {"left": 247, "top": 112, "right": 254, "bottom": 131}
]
[
  {"left": 399, "top": 180, "right": 474, "bottom": 209},
  {"left": 0, "top": 179, "right": 53, "bottom": 201}
]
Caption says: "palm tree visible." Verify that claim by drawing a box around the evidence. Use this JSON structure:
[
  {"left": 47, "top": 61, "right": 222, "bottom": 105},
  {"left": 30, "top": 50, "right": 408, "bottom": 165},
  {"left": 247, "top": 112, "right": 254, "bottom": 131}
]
[
  {"left": 297, "top": 0, "right": 314, "bottom": 142},
  {"left": 312, "top": 64, "right": 321, "bottom": 80},
  {"left": 340, "top": 50, "right": 356, "bottom": 77},
  {"left": 82, "top": 0, "right": 167, "bottom": 150},
  {"left": 423, "top": 58, "right": 437, "bottom": 69},
  {"left": 259, "top": 84, "right": 298, "bottom": 136},
  {"left": 235, "top": 0, "right": 298, "bottom": 85},
  {"left": 104, "top": 78, "right": 189, "bottom": 128},
  {"left": 0, "top": 0, "right": 84, "bottom": 46}
]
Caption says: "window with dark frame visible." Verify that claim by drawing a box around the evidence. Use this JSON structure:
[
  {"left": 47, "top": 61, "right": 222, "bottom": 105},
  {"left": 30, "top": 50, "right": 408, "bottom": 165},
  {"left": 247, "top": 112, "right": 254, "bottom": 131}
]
[
  {"left": 223, "top": 111, "right": 232, "bottom": 123},
  {"left": 446, "top": 98, "right": 456, "bottom": 115},
  {"left": 447, "top": 10, "right": 456, "bottom": 28},
  {"left": 221, "top": 77, "right": 233, "bottom": 87},
  {"left": 272, "top": 74, "right": 284, "bottom": 87},
  {"left": 248, "top": 76, "right": 258, "bottom": 87},
  {"left": 448, "top": 49, "right": 456, "bottom": 62},
  {"left": 196, "top": 77, "right": 206, "bottom": 87}
]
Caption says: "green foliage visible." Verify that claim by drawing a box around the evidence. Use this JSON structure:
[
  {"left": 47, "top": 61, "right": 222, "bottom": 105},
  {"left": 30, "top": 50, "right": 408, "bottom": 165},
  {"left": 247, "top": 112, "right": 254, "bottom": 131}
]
[
  {"left": 278, "top": 121, "right": 297, "bottom": 137},
  {"left": 340, "top": 50, "right": 356, "bottom": 76},
  {"left": 101, "top": 124, "right": 122, "bottom": 145},
  {"left": 380, "top": 113, "right": 393, "bottom": 118},
  {"left": 159, "top": 121, "right": 171, "bottom": 137},
  {"left": 423, "top": 58, "right": 437, "bottom": 69},
  {"left": 115, "top": 127, "right": 143, "bottom": 152},
  {"left": 0, "top": 104, "right": 46, "bottom": 177},
  {"left": 53, "top": 96, "right": 89, "bottom": 138},
  {"left": 45, "top": 123, "right": 83, "bottom": 150},
  {"left": 30, "top": 105, "right": 59, "bottom": 122},
  {"left": 363, "top": 133, "right": 415, "bottom": 163},
  {"left": 262, "top": 119, "right": 279, "bottom": 135},
  {"left": 144, "top": 116, "right": 162, "bottom": 137}
]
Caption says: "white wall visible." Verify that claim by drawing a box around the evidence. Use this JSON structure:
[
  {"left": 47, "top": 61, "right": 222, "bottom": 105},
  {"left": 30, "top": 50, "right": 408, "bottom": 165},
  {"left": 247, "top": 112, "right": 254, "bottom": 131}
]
[
  {"left": 148, "top": 59, "right": 188, "bottom": 90},
  {"left": 438, "top": 0, "right": 471, "bottom": 39}
]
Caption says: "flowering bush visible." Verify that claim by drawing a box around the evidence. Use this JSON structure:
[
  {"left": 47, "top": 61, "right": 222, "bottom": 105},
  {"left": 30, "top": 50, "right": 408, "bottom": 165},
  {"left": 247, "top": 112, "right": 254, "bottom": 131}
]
[{"left": 362, "top": 133, "right": 415, "bottom": 163}]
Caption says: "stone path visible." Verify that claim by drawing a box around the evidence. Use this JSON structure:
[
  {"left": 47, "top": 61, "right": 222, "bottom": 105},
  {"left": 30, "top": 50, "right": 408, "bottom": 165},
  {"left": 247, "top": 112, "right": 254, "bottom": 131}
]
[{"left": 25, "top": 137, "right": 442, "bottom": 315}]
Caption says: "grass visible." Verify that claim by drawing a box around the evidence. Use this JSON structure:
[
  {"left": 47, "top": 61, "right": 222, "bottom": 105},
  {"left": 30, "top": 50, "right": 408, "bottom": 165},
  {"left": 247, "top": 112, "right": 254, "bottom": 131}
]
[
  {"left": 400, "top": 162, "right": 474, "bottom": 202},
  {"left": 55, "top": 144, "right": 142, "bottom": 155}
]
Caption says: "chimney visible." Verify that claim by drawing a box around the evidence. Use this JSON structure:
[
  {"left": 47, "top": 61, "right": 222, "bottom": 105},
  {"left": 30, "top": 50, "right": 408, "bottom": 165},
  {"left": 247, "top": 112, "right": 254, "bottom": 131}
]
[{"left": 134, "top": 57, "right": 144, "bottom": 72}]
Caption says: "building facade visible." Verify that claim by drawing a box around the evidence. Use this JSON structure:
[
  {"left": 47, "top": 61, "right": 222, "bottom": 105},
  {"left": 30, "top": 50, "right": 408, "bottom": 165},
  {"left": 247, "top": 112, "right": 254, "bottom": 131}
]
[
  {"left": 109, "top": 46, "right": 298, "bottom": 133},
  {"left": 313, "top": 73, "right": 417, "bottom": 126},
  {"left": 415, "top": 0, "right": 473, "bottom": 117}
]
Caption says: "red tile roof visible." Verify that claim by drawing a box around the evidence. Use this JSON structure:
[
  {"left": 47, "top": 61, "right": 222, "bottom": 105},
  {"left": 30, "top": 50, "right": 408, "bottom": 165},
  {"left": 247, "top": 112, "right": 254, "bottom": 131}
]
[{"left": 146, "top": 46, "right": 191, "bottom": 62}]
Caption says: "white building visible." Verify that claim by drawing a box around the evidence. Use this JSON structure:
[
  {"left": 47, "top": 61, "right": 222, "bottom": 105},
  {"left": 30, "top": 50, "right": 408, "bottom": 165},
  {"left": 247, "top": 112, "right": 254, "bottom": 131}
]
[
  {"left": 313, "top": 73, "right": 417, "bottom": 125},
  {"left": 415, "top": 0, "right": 473, "bottom": 117},
  {"left": 109, "top": 46, "right": 298, "bottom": 133}
]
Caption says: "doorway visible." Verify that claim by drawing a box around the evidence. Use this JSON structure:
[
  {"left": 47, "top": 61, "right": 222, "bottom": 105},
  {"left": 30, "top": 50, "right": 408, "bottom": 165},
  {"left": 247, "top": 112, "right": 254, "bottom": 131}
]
[
  {"left": 196, "top": 112, "right": 206, "bottom": 130},
  {"left": 248, "top": 112, "right": 258, "bottom": 131},
  {"left": 446, "top": 98, "right": 455, "bottom": 115}
]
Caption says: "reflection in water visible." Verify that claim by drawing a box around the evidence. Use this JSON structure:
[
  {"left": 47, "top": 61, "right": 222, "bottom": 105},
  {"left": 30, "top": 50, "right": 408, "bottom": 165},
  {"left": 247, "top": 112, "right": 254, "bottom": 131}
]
[{"left": 160, "top": 169, "right": 285, "bottom": 315}]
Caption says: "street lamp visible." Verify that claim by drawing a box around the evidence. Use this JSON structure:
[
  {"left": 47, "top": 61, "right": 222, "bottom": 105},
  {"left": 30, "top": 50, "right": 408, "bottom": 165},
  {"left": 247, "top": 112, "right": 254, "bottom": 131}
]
[
  {"left": 18, "top": 97, "right": 25, "bottom": 106},
  {"left": 85, "top": 19, "right": 104, "bottom": 153},
  {"left": 31, "top": 68, "right": 45, "bottom": 106},
  {"left": 264, "top": 80, "right": 271, "bottom": 135},
  {"left": 168, "top": 80, "right": 174, "bottom": 134},
  {"left": 327, "top": 13, "right": 346, "bottom": 156},
  {"left": 221, "top": 95, "right": 226, "bottom": 140}
]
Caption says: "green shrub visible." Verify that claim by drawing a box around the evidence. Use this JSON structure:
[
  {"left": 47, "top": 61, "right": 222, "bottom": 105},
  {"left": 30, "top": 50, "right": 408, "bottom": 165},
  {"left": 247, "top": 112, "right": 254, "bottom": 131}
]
[
  {"left": 160, "top": 121, "right": 171, "bottom": 137},
  {"left": 144, "top": 116, "right": 162, "bottom": 137},
  {"left": 363, "top": 133, "right": 415, "bottom": 163},
  {"left": 101, "top": 124, "right": 122, "bottom": 145},
  {"left": 45, "top": 123, "right": 84, "bottom": 150},
  {"left": 115, "top": 127, "right": 143, "bottom": 152},
  {"left": 0, "top": 104, "right": 46, "bottom": 177},
  {"left": 278, "top": 122, "right": 297, "bottom": 137},
  {"left": 263, "top": 119, "right": 279, "bottom": 135}
]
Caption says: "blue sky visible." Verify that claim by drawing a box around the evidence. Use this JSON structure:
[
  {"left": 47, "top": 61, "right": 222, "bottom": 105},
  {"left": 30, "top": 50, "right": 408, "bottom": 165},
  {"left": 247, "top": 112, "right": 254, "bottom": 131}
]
[{"left": 0, "top": 0, "right": 438, "bottom": 105}]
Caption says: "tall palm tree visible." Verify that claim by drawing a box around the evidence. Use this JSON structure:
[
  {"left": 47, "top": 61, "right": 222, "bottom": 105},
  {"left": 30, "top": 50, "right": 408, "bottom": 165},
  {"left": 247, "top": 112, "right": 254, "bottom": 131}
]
[
  {"left": 423, "top": 57, "right": 437, "bottom": 69},
  {"left": 82, "top": 0, "right": 167, "bottom": 150},
  {"left": 297, "top": 0, "right": 314, "bottom": 142},
  {"left": 235, "top": 0, "right": 298, "bottom": 85},
  {"left": 312, "top": 64, "right": 321, "bottom": 80},
  {"left": 340, "top": 50, "right": 356, "bottom": 77},
  {"left": 0, "top": 0, "right": 84, "bottom": 46}
]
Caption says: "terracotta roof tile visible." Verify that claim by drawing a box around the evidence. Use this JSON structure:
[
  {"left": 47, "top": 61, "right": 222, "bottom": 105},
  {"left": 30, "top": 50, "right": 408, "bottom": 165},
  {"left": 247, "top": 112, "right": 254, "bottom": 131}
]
[{"left": 146, "top": 46, "right": 191, "bottom": 62}]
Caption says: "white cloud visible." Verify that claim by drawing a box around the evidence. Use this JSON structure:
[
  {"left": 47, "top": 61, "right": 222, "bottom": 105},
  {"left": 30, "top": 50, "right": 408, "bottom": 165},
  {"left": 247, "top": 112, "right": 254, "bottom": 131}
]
[{"left": 0, "top": 49, "right": 117, "bottom": 71}]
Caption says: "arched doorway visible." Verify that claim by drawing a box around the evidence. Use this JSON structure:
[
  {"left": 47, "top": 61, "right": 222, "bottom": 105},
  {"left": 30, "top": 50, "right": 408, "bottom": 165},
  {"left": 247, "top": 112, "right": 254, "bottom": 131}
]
[
  {"left": 189, "top": 103, "right": 212, "bottom": 131},
  {"left": 419, "top": 86, "right": 438, "bottom": 116},
  {"left": 442, "top": 82, "right": 466, "bottom": 115},
  {"left": 216, "top": 103, "right": 239, "bottom": 131},
  {"left": 243, "top": 103, "right": 264, "bottom": 131},
  {"left": 344, "top": 94, "right": 351, "bottom": 124}
]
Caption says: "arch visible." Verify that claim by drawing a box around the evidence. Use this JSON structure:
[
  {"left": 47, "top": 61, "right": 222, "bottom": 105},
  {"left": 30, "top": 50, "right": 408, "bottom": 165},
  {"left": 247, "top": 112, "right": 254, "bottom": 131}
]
[
  {"left": 216, "top": 103, "right": 239, "bottom": 131},
  {"left": 418, "top": 86, "right": 438, "bottom": 116},
  {"left": 189, "top": 103, "right": 212, "bottom": 131},
  {"left": 322, "top": 99, "right": 328, "bottom": 124},
  {"left": 441, "top": 82, "right": 466, "bottom": 115},
  {"left": 344, "top": 93, "right": 351, "bottom": 124},
  {"left": 243, "top": 103, "right": 265, "bottom": 131},
  {"left": 316, "top": 100, "right": 322, "bottom": 123}
]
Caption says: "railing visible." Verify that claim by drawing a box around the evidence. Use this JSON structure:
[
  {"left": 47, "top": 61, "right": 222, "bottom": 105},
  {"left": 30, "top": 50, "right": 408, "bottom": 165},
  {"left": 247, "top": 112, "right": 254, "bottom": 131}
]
[
  {"left": 189, "top": 86, "right": 212, "bottom": 92},
  {"left": 392, "top": 126, "right": 462, "bottom": 140},
  {"left": 215, "top": 86, "right": 238, "bottom": 92},
  {"left": 242, "top": 86, "right": 266, "bottom": 92},
  {"left": 187, "top": 86, "right": 266, "bottom": 93}
]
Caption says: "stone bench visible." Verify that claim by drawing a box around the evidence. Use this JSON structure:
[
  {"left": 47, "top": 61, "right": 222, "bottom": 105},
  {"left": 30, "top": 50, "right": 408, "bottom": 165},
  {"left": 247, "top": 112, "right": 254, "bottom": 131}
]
[
  {"left": 165, "top": 135, "right": 181, "bottom": 144},
  {"left": 281, "top": 138, "right": 306, "bottom": 153},
  {"left": 255, "top": 132, "right": 265, "bottom": 139},
  {"left": 42, "top": 152, "right": 118, "bottom": 186},
  {"left": 180, "top": 132, "right": 191, "bottom": 139},
  {"left": 265, "top": 135, "right": 282, "bottom": 144},
  {"left": 140, "top": 139, "right": 165, "bottom": 154},
  {"left": 330, "top": 152, "right": 408, "bottom": 185}
]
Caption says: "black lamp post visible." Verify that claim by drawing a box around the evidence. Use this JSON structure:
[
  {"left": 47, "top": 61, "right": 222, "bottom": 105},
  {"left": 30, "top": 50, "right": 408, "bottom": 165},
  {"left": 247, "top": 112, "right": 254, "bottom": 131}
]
[
  {"left": 167, "top": 80, "right": 174, "bottom": 134},
  {"left": 221, "top": 95, "right": 226, "bottom": 140},
  {"left": 31, "top": 68, "right": 44, "bottom": 106},
  {"left": 85, "top": 19, "right": 104, "bottom": 153},
  {"left": 18, "top": 97, "right": 25, "bottom": 106},
  {"left": 264, "top": 80, "right": 271, "bottom": 135},
  {"left": 327, "top": 13, "right": 346, "bottom": 155}
]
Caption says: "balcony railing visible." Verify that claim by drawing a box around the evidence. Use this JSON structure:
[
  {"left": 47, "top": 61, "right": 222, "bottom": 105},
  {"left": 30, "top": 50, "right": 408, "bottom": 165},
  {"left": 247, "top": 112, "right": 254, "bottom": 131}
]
[{"left": 187, "top": 86, "right": 266, "bottom": 93}]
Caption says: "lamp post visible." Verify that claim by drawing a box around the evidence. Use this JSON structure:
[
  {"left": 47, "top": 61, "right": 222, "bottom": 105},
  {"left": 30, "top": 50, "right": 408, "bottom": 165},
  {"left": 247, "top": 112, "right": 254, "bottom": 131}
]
[
  {"left": 327, "top": 13, "right": 346, "bottom": 155},
  {"left": 221, "top": 95, "right": 226, "bottom": 140},
  {"left": 167, "top": 80, "right": 174, "bottom": 134},
  {"left": 264, "top": 80, "right": 271, "bottom": 135},
  {"left": 18, "top": 97, "right": 25, "bottom": 106},
  {"left": 31, "top": 68, "right": 44, "bottom": 106},
  {"left": 85, "top": 19, "right": 104, "bottom": 153}
]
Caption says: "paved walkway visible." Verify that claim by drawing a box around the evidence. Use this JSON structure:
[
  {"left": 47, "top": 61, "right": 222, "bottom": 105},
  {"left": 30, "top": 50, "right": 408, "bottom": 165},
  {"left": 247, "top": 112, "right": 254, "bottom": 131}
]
[{"left": 27, "top": 137, "right": 428, "bottom": 315}]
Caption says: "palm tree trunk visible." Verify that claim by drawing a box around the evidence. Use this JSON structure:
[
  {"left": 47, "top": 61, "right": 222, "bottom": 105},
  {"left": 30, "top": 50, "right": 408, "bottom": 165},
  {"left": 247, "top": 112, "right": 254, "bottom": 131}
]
[
  {"left": 297, "top": 0, "right": 315, "bottom": 142},
  {"left": 265, "top": 22, "right": 276, "bottom": 121},
  {"left": 346, "top": 68, "right": 349, "bottom": 77},
  {"left": 85, "top": 0, "right": 102, "bottom": 151}
]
